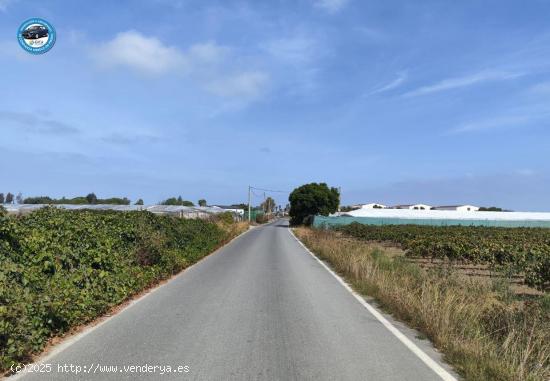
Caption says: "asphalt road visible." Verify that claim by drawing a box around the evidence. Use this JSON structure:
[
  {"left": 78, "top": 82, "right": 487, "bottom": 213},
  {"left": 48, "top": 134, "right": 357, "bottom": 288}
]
[{"left": 16, "top": 220, "right": 456, "bottom": 381}]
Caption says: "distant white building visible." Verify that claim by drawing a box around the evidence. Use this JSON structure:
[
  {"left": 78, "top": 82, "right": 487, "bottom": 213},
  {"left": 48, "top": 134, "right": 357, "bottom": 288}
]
[
  {"left": 361, "top": 203, "right": 387, "bottom": 209},
  {"left": 211, "top": 205, "right": 245, "bottom": 216},
  {"left": 393, "top": 204, "right": 432, "bottom": 210},
  {"left": 433, "top": 205, "right": 479, "bottom": 212}
]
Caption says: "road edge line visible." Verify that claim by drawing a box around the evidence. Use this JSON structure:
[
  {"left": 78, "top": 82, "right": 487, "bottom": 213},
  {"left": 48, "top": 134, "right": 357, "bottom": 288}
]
[
  {"left": 287, "top": 228, "right": 458, "bottom": 381},
  {"left": 7, "top": 224, "right": 257, "bottom": 380}
]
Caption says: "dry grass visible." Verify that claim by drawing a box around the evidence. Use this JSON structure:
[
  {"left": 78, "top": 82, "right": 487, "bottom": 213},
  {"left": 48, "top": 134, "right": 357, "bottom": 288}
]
[
  {"left": 294, "top": 227, "right": 550, "bottom": 381},
  {"left": 217, "top": 221, "right": 249, "bottom": 242}
]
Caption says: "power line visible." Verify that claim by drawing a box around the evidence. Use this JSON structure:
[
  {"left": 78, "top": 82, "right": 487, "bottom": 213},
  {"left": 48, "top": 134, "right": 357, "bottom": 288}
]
[
  {"left": 249, "top": 186, "right": 291, "bottom": 194},
  {"left": 248, "top": 185, "right": 291, "bottom": 223},
  {"left": 250, "top": 189, "right": 265, "bottom": 197}
]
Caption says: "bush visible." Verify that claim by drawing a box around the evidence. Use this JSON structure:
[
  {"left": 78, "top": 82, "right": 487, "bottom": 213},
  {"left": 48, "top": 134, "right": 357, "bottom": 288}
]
[
  {"left": 0, "top": 208, "right": 232, "bottom": 371},
  {"left": 256, "top": 213, "right": 268, "bottom": 224},
  {"left": 215, "top": 211, "right": 235, "bottom": 225}
]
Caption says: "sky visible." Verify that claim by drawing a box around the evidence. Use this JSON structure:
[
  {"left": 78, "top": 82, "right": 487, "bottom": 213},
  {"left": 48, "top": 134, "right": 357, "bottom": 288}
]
[{"left": 1, "top": 0, "right": 550, "bottom": 211}]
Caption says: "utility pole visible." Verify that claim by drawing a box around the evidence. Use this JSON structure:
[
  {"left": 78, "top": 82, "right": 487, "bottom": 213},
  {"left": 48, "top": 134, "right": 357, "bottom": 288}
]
[
  {"left": 338, "top": 186, "right": 342, "bottom": 213},
  {"left": 248, "top": 186, "right": 251, "bottom": 224}
]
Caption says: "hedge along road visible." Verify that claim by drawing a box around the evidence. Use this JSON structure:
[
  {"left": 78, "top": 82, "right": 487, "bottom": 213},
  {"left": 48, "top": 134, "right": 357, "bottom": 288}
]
[{"left": 13, "top": 219, "right": 458, "bottom": 381}]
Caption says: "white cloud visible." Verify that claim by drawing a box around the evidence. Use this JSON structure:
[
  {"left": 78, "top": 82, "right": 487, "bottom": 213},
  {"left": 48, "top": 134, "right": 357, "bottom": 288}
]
[
  {"left": 262, "top": 37, "right": 318, "bottom": 65},
  {"left": 187, "top": 41, "right": 230, "bottom": 64},
  {"left": 314, "top": 0, "right": 350, "bottom": 13},
  {"left": 93, "top": 33, "right": 232, "bottom": 75},
  {"left": 404, "top": 70, "right": 524, "bottom": 97},
  {"left": 93, "top": 31, "right": 187, "bottom": 75},
  {"left": 92, "top": 31, "right": 269, "bottom": 101},
  {"left": 206, "top": 71, "right": 269, "bottom": 98},
  {"left": 370, "top": 71, "right": 408, "bottom": 94}
]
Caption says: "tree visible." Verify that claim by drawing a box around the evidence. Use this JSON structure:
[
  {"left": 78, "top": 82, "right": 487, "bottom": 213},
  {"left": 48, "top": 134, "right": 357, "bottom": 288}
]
[
  {"left": 135, "top": 199, "right": 144, "bottom": 205},
  {"left": 288, "top": 183, "right": 339, "bottom": 226},
  {"left": 161, "top": 197, "right": 194, "bottom": 206},
  {"left": 23, "top": 196, "right": 55, "bottom": 204},
  {"left": 261, "top": 197, "right": 276, "bottom": 215},
  {"left": 86, "top": 193, "right": 98, "bottom": 204},
  {"left": 341, "top": 205, "right": 359, "bottom": 212},
  {"left": 0, "top": 193, "right": 4, "bottom": 204},
  {"left": 16, "top": 192, "right": 23, "bottom": 204},
  {"left": 5, "top": 192, "right": 14, "bottom": 204},
  {"left": 101, "top": 197, "right": 130, "bottom": 205},
  {"left": 198, "top": 199, "right": 207, "bottom": 207},
  {"left": 162, "top": 197, "right": 179, "bottom": 205},
  {"left": 479, "top": 206, "right": 503, "bottom": 212}
]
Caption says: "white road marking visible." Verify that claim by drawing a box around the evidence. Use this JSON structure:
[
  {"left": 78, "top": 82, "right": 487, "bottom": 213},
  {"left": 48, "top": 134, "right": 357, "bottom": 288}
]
[{"left": 288, "top": 228, "right": 458, "bottom": 381}]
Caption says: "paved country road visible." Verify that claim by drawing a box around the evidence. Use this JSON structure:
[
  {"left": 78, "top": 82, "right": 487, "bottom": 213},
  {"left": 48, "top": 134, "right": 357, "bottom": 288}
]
[{"left": 14, "top": 220, "right": 458, "bottom": 381}]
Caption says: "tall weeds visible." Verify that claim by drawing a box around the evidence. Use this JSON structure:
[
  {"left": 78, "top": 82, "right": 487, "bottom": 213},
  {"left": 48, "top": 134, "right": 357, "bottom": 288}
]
[{"left": 294, "top": 227, "right": 550, "bottom": 381}]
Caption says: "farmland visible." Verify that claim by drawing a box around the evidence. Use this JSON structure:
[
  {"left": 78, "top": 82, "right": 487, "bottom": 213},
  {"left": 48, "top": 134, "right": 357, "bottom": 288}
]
[
  {"left": 294, "top": 226, "right": 550, "bottom": 381},
  {"left": 0, "top": 207, "right": 247, "bottom": 373},
  {"left": 338, "top": 222, "right": 550, "bottom": 291}
]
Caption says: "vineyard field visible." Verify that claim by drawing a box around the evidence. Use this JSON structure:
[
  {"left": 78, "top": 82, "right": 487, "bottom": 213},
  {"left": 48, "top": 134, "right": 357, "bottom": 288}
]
[{"left": 337, "top": 222, "right": 550, "bottom": 290}]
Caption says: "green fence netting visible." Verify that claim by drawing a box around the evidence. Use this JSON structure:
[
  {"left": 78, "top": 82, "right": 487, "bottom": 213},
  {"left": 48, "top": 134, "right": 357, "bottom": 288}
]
[
  {"left": 244, "top": 210, "right": 265, "bottom": 221},
  {"left": 313, "top": 215, "right": 550, "bottom": 228}
]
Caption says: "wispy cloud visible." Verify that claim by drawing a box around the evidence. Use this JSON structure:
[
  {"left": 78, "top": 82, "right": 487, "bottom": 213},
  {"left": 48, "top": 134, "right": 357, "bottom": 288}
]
[
  {"left": 101, "top": 133, "right": 161, "bottom": 145},
  {"left": 205, "top": 71, "right": 269, "bottom": 98},
  {"left": 0, "top": 111, "right": 80, "bottom": 135},
  {"left": 528, "top": 81, "right": 550, "bottom": 94},
  {"left": 354, "top": 26, "right": 388, "bottom": 43},
  {"left": 403, "top": 70, "right": 524, "bottom": 97},
  {"left": 262, "top": 37, "right": 319, "bottom": 66},
  {"left": 449, "top": 115, "right": 531, "bottom": 134},
  {"left": 0, "top": 0, "right": 17, "bottom": 11},
  {"left": 448, "top": 110, "right": 550, "bottom": 134},
  {"left": 314, "top": 0, "right": 350, "bottom": 13},
  {"left": 370, "top": 71, "right": 408, "bottom": 94},
  {"left": 516, "top": 168, "right": 536, "bottom": 176},
  {"left": 0, "top": 40, "right": 32, "bottom": 61}
]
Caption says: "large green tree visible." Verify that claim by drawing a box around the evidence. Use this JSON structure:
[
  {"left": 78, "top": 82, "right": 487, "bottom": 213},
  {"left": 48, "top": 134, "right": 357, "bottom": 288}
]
[{"left": 288, "top": 183, "right": 339, "bottom": 225}]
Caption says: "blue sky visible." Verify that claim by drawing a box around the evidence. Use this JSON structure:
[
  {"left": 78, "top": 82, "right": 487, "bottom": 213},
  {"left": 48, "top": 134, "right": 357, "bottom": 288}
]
[{"left": 1, "top": 0, "right": 550, "bottom": 210}]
